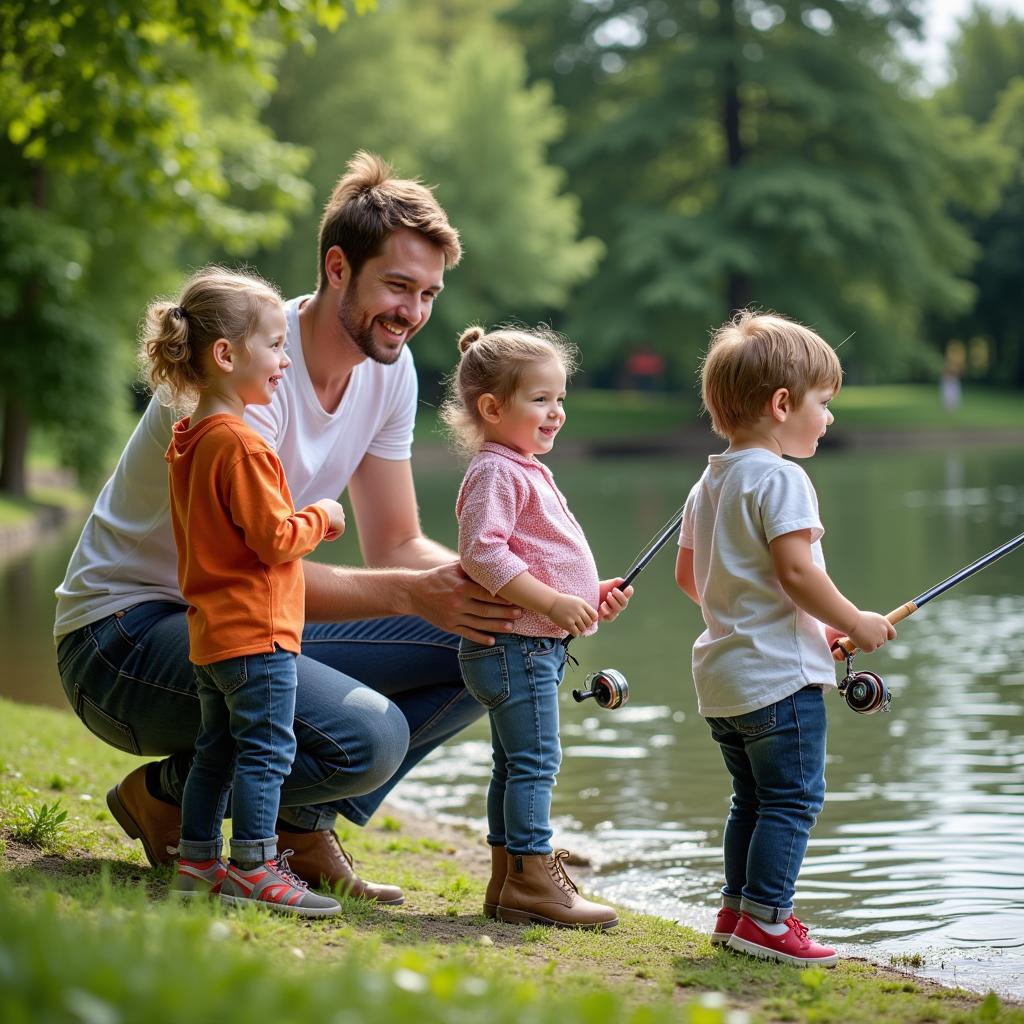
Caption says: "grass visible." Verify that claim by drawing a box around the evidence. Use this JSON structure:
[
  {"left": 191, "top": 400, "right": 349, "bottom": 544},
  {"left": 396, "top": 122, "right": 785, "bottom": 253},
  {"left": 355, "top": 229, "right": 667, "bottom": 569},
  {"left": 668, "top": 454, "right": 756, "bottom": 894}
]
[{"left": 1, "top": 698, "right": 1021, "bottom": 1023}]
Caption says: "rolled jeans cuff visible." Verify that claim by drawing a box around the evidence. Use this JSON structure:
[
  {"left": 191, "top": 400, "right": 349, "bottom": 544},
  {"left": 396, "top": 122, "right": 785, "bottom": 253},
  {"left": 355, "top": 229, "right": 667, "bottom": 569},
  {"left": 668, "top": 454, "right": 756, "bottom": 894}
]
[
  {"left": 178, "top": 837, "right": 222, "bottom": 862},
  {"left": 230, "top": 836, "right": 278, "bottom": 867},
  {"left": 720, "top": 891, "right": 743, "bottom": 912},
  {"left": 740, "top": 895, "right": 793, "bottom": 924}
]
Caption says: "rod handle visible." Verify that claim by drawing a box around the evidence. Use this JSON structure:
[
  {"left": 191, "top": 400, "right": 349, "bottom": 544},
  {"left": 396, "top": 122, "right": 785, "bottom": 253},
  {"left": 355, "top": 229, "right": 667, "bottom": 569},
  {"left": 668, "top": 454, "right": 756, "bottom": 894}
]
[{"left": 831, "top": 601, "right": 918, "bottom": 657}]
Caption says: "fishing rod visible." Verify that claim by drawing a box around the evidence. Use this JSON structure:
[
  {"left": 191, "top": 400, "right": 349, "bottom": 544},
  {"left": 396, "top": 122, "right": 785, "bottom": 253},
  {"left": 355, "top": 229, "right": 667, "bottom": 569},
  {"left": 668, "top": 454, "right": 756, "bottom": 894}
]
[
  {"left": 832, "top": 528, "right": 1024, "bottom": 714},
  {"left": 570, "top": 507, "right": 685, "bottom": 711}
]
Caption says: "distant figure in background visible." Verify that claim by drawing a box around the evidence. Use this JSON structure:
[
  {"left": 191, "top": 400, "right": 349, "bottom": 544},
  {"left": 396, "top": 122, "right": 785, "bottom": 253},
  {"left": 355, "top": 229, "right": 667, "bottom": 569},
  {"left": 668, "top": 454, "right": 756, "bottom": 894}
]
[
  {"left": 442, "top": 324, "right": 632, "bottom": 930},
  {"left": 140, "top": 266, "right": 346, "bottom": 916},
  {"left": 940, "top": 341, "right": 965, "bottom": 412},
  {"left": 675, "top": 310, "right": 895, "bottom": 967},
  {"left": 625, "top": 345, "right": 666, "bottom": 392}
]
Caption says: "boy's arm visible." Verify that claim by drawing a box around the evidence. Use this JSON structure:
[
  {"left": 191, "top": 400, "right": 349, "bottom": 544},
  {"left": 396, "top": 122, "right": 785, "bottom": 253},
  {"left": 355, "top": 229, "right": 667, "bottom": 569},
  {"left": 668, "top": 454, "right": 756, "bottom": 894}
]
[
  {"left": 769, "top": 530, "right": 895, "bottom": 653},
  {"left": 675, "top": 547, "right": 700, "bottom": 605}
]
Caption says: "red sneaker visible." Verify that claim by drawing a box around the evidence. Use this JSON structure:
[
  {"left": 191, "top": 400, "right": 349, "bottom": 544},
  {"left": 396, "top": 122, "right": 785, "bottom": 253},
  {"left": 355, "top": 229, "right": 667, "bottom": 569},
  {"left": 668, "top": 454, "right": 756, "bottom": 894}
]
[
  {"left": 711, "top": 906, "right": 741, "bottom": 945},
  {"left": 727, "top": 913, "right": 838, "bottom": 967}
]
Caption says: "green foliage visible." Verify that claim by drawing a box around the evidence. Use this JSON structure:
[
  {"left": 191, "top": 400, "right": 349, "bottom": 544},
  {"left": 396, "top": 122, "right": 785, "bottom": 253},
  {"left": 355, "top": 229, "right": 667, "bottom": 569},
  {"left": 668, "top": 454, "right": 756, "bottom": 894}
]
[
  {"left": 503, "top": 0, "right": 994, "bottom": 383},
  {"left": 260, "top": 1, "right": 600, "bottom": 375},
  {"left": 0, "top": 0, "right": 365, "bottom": 493},
  {"left": 934, "top": 6, "right": 1024, "bottom": 386},
  {"left": 8, "top": 800, "right": 68, "bottom": 850}
]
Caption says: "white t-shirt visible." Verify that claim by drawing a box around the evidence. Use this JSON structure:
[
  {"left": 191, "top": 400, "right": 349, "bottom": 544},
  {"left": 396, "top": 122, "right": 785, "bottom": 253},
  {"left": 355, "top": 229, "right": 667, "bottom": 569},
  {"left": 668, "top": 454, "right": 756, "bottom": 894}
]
[
  {"left": 54, "top": 295, "right": 418, "bottom": 641},
  {"left": 679, "top": 448, "right": 838, "bottom": 717}
]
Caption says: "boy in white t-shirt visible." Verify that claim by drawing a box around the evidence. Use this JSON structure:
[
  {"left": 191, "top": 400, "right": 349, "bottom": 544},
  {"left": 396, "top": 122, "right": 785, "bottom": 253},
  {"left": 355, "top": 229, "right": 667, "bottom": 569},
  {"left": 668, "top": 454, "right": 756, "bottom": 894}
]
[{"left": 675, "top": 310, "right": 895, "bottom": 967}]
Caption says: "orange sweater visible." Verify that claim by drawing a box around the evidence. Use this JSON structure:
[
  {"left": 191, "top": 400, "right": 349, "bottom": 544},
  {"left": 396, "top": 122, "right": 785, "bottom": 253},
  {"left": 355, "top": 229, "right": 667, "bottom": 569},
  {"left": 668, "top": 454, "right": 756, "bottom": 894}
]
[{"left": 166, "top": 414, "right": 330, "bottom": 666}]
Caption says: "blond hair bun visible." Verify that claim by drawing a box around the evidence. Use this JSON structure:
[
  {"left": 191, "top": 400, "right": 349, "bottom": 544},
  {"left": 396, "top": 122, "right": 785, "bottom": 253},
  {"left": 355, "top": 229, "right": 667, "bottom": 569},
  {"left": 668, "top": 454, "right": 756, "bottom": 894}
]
[{"left": 457, "top": 326, "right": 485, "bottom": 353}]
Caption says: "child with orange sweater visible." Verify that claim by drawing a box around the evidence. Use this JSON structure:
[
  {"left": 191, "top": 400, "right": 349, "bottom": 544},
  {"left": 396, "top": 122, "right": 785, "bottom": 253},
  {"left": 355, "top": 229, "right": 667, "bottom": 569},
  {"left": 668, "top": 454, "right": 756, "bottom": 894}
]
[{"left": 140, "top": 266, "right": 346, "bottom": 917}]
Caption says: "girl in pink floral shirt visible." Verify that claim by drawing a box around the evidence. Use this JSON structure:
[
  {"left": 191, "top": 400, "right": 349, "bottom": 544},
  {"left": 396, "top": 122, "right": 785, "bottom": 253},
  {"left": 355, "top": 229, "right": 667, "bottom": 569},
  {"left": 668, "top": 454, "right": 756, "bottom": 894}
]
[{"left": 441, "top": 324, "right": 631, "bottom": 930}]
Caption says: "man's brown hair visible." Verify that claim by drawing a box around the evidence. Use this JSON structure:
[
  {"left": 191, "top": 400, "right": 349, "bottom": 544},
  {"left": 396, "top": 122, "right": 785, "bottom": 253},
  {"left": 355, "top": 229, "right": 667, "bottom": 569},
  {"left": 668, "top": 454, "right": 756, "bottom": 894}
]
[{"left": 317, "top": 151, "right": 462, "bottom": 289}]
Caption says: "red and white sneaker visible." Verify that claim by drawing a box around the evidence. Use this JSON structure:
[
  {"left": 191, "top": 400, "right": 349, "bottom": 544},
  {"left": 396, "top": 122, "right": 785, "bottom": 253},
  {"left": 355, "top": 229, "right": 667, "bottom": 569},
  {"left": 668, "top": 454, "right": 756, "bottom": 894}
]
[
  {"left": 727, "top": 913, "right": 839, "bottom": 967},
  {"left": 170, "top": 858, "right": 228, "bottom": 900},
  {"left": 711, "top": 906, "right": 741, "bottom": 945},
  {"left": 219, "top": 854, "right": 341, "bottom": 918}
]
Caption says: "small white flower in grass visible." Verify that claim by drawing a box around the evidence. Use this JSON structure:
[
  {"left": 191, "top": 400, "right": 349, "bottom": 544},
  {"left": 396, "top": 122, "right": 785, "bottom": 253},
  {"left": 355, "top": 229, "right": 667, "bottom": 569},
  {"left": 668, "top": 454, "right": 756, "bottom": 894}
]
[
  {"left": 699, "top": 992, "right": 727, "bottom": 1009},
  {"left": 393, "top": 968, "right": 428, "bottom": 993},
  {"left": 79, "top": 793, "right": 93, "bottom": 802},
  {"left": 291, "top": 947, "right": 305, "bottom": 960},
  {"left": 207, "top": 921, "right": 232, "bottom": 942},
  {"left": 725, "top": 1011, "right": 751, "bottom": 1024},
  {"left": 478, "top": 934, "right": 494, "bottom": 946}
]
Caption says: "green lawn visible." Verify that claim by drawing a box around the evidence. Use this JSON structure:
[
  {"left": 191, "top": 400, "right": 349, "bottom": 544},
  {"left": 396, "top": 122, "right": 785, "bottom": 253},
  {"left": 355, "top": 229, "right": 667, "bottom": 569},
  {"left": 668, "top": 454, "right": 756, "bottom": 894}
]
[{"left": 2, "top": 699, "right": 1020, "bottom": 1024}]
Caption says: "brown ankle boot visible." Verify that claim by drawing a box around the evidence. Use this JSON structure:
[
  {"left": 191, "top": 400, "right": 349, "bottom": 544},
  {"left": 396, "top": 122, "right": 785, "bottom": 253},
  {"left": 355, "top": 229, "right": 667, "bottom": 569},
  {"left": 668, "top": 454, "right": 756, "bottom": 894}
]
[
  {"left": 106, "top": 764, "right": 181, "bottom": 867},
  {"left": 483, "top": 843, "right": 506, "bottom": 918},
  {"left": 497, "top": 849, "right": 618, "bottom": 930},
  {"left": 277, "top": 827, "right": 404, "bottom": 905}
]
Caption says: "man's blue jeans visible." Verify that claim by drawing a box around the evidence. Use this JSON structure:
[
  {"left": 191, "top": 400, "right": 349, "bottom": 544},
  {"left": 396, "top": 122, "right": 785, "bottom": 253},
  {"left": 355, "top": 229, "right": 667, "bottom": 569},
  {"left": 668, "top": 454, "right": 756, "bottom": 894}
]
[
  {"left": 458, "top": 634, "right": 567, "bottom": 855},
  {"left": 705, "top": 686, "right": 827, "bottom": 923},
  {"left": 56, "top": 601, "right": 484, "bottom": 831},
  {"left": 179, "top": 648, "right": 297, "bottom": 866}
]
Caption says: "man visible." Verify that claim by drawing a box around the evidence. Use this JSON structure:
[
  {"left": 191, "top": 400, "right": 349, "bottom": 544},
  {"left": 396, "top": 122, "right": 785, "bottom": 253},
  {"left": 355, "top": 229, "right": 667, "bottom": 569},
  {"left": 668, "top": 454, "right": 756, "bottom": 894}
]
[{"left": 55, "top": 152, "right": 519, "bottom": 902}]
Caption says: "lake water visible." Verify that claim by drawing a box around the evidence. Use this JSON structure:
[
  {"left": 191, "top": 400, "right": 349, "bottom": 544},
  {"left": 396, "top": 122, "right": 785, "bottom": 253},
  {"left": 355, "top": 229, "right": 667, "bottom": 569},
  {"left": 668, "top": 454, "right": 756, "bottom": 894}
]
[{"left": 6, "top": 444, "right": 1023, "bottom": 998}]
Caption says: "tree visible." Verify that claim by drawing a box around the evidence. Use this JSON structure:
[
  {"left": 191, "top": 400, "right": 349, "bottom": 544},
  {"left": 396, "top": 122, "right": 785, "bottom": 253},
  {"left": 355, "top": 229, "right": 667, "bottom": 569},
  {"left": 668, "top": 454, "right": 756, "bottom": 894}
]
[
  {"left": 502, "top": 0, "right": 997, "bottom": 384},
  {"left": 0, "top": 0, "right": 367, "bottom": 495},
  {"left": 259, "top": 0, "right": 601, "bottom": 380},
  {"left": 935, "top": 5, "right": 1024, "bottom": 386}
]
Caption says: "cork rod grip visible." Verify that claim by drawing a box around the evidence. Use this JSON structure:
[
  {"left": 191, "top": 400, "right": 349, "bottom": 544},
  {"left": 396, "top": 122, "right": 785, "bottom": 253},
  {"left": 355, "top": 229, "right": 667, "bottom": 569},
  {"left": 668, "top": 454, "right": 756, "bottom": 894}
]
[{"left": 832, "top": 601, "right": 918, "bottom": 657}]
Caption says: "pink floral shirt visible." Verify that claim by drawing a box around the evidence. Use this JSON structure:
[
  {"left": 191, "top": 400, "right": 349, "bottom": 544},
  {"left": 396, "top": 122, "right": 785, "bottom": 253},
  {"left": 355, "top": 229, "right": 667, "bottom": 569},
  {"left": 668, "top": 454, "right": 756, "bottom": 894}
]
[{"left": 456, "top": 442, "right": 600, "bottom": 638}]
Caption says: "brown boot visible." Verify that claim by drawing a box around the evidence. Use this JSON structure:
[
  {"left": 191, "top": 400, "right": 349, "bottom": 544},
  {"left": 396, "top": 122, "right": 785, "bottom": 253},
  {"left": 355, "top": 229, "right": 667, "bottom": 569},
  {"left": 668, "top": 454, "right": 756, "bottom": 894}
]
[
  {"left": 105, "top": 764, "right": 181, "bottom": 867},
  {"left": 278, "top": 827, "right": 404, "bottom": 904},
  {"left": 483, "top": 843, "right": 506, "bottom": 918},
  {"left": 497, "top": 849, "right": 618, "bottom": 930}
]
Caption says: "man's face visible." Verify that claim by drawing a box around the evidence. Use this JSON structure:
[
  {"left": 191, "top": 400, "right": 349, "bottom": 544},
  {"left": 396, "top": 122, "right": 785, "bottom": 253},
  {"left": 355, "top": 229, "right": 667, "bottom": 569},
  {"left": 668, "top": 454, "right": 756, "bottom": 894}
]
[{"left": 336, "top": 228, "right": 446, "bottom": 364}]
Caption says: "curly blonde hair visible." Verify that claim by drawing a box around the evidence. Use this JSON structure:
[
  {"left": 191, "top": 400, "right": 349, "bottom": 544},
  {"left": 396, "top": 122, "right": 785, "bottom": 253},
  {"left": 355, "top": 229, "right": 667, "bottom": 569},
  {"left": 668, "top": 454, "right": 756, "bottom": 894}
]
[
  {"left": 440, "top": 324, "right": 579, "bottom": 457},
  {"left": 138, "top": 266, "right": 282, "bottom": 411}
]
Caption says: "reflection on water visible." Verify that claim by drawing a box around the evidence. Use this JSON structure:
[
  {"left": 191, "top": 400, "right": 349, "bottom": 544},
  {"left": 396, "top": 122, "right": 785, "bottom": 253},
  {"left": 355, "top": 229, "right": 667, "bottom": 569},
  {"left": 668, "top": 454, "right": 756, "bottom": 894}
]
[{"left": 6, "top": 445, "right": 1024, "bottom": 997}]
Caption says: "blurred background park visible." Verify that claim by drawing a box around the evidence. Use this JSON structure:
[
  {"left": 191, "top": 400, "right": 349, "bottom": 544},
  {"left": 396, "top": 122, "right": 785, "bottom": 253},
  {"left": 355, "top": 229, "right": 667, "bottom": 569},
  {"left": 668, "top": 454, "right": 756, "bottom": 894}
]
[
  {"left": 3, "top": 0, "right": 1024, "bottom": 999},
  {"left": 2, "top": 0, "right": 1024, "bottom": 499}
]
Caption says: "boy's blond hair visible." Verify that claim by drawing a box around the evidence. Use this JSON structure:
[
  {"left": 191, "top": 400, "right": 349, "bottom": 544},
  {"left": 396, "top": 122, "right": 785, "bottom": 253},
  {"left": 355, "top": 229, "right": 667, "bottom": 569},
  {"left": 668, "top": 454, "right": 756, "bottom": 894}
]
[{"left": 700, "top": 310, "right": 842, "bottom": 439}]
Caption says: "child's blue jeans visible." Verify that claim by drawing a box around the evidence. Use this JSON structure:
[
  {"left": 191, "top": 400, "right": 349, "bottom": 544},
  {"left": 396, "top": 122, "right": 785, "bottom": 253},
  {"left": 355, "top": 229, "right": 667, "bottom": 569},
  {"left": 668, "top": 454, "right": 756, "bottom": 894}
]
[
  {"left": 705, "top": 686, "right": 827, "bottom": 923},
  {"left": 458, "top": 635, "right": 567, "bottom": 855},
  {"left": 179, "top": 647, "right": 297, "bottom": 866}
]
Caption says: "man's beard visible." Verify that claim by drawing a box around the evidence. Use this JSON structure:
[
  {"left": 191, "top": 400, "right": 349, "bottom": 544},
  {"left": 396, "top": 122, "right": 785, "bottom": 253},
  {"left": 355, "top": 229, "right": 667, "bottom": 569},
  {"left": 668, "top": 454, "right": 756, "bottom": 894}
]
[{"left": 339, "top": 284, "right": 412, "bottom": 365}]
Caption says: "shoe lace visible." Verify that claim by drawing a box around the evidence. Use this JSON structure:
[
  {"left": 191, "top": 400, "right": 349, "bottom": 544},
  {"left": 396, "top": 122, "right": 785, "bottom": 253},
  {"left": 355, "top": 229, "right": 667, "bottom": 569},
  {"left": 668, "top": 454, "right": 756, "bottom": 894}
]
[
  {"left": 550, "top": 849, "right": 579, "bottom": 895},
  {"left": 787, "top": 916, "right": 808, "bottom": 940},
  {"left": 273, "top": 851, "right": 311, "bottom": 891},
  {"left": 325, "top": 830, "right": 356, "bottom": 869}
]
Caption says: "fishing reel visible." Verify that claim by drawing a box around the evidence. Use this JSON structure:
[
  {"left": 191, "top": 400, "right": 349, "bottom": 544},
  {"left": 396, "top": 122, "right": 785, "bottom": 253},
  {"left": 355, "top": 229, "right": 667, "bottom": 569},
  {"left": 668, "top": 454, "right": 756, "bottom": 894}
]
[
  {"left": 838, "top": 654, "right": 891, "bottom": 715},
  {"left": 572, "top": 668, "right": 629, "bottom": 711}
]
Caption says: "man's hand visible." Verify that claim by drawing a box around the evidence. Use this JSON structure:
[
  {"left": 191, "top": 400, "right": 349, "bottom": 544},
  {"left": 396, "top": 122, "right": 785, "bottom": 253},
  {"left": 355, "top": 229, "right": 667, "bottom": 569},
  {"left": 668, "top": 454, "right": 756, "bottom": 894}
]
[
  {"left": 598, "top": 577, "right": 633, "bottom": 622},
  {"left": 406, "top": 561, "right": 522, "bottom": 644}
]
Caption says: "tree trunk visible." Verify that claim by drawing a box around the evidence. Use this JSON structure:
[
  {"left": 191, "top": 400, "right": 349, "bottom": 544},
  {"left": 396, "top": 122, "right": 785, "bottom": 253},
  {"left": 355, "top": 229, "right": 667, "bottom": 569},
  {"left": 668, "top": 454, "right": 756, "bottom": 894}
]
[{"left": 0, "top": 398, "right": 30, "bottom": 497}]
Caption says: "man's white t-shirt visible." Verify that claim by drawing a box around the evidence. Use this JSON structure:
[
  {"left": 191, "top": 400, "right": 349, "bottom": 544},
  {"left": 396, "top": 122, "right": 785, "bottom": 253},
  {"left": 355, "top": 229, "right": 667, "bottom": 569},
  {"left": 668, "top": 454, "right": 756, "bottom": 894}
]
[
  {"left": 679, "top": 448, "right": 838, "bottom": 718},
  {"left": 54, "top": 295, "right": 418, "bottom": 641}
]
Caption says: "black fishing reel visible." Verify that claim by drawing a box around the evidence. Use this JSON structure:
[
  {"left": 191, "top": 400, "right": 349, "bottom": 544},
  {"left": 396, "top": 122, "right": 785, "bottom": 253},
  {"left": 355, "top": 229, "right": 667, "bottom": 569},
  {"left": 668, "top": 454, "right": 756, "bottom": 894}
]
[
  {"left": 838, "top": 654, "right": 892, "bottom": 715},
  {"left": 572, "top": 669, "right": 629, "bottom": 711}
]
